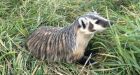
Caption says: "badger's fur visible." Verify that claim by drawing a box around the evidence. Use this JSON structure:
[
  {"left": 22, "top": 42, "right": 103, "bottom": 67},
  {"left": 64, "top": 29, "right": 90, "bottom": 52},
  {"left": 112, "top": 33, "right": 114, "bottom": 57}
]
[{"left": 26, "top": 11, "right": 113, "bottom": 64}]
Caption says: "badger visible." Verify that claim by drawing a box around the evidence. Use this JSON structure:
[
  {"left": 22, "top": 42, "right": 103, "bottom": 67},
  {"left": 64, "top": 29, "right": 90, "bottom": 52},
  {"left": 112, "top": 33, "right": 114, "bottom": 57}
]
[{"left": 26, "top": 11, "right": 113, "bottom": 65}]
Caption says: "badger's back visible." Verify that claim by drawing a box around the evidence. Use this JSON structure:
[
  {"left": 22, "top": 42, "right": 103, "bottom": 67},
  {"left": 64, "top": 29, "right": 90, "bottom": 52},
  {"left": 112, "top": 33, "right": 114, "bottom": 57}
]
[{"left": 26, "top": 26, "right": 80, "bottom": 63}]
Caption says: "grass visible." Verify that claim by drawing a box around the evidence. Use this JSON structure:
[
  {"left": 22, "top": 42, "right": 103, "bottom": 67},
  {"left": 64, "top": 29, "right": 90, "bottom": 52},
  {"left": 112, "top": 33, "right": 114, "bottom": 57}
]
[{"left": 0, "top": 0, "right": 140, "bottom": 75}]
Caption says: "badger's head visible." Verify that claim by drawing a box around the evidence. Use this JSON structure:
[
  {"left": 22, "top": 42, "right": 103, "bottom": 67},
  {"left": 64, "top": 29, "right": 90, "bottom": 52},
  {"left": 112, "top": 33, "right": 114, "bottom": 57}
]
[{"left": 77, "top": 11, "right": 113, "bottom": 34}]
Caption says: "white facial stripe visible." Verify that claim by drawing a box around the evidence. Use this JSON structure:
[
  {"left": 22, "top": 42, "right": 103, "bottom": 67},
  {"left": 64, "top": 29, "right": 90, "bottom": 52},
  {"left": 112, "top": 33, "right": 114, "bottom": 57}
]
[
  {"left": 85, "top": 17, "right": 106, "bottom": 32},
  {"left": 78, "top": 17, "right": 87, "bottom": 26},
  {"left": 85, "top": 17, "right": 97, "bottom": 24},
  {"left": 94, "top": 14, "right": 109, "bottom": 21}
]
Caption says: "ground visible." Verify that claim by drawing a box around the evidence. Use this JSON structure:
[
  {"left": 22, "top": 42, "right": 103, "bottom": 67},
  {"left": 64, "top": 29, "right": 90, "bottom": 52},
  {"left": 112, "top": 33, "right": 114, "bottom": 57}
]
[{"left": 0, "top": 0, "right": 140, "bottom": 75}]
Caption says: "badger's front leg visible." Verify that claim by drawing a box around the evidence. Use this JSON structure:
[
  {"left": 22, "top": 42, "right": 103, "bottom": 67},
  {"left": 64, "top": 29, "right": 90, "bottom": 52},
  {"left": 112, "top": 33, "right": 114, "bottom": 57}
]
[
  {"left": 77, "top": 56, "right": 96, "bottom": 65},
  {"left": 77, "top": 49, "right": 99, "bottom": 65},
  {"left": 75, "top": 50, "right": 97, "bottom": 65},
  {"left": 84, "top": 49, "right": 99, "bottom": 57}
]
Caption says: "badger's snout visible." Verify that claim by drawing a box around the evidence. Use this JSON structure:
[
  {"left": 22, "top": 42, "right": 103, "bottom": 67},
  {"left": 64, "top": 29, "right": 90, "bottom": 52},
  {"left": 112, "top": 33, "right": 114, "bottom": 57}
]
[
  {"left": 98, "top": 20, "right": 113, "bottom": 27},
  {"left": 94, "top": 17, "right": 113, "bottom": 29},
  {"left": 84, "top": 11, "right": 113, "bottom": 28}
]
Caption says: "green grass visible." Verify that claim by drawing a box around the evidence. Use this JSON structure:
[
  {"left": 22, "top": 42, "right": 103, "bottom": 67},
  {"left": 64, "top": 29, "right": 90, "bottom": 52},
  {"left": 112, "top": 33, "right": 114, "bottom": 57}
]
[{"left": 0, "top": 0, "right": 140, "bottom": 75}]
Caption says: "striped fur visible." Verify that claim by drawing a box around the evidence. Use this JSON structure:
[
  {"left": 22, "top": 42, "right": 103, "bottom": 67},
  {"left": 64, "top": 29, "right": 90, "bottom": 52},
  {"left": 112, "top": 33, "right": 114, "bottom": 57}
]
[
  {"left": 26, "top": 11, "right": 112, "bottom": 63},
  {"left": 27, "top": 22, "right": 80, "bottom": 63}
]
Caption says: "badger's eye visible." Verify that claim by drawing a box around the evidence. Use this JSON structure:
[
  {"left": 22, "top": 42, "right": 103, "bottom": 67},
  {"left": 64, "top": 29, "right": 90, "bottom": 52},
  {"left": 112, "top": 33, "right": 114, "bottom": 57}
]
[{"left": 95, "top": 20, "right": 100, "bottom": 24}]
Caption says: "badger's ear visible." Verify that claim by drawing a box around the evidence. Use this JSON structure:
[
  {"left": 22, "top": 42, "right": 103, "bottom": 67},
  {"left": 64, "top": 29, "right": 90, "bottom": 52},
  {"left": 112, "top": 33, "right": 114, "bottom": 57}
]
[{"left": 78, "top": 17, "right": 87, "bottom": 29}]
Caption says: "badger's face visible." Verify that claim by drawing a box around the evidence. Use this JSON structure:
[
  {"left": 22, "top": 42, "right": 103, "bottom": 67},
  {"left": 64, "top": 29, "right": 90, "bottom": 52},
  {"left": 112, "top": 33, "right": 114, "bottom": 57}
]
[{"left": 78, "top": 11, "right": 113, "bottom": 34}]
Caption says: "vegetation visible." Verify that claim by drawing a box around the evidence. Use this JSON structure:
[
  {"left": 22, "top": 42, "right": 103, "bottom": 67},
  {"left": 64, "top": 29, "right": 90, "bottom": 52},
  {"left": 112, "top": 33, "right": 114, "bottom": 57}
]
[{"left": 0, "top": 0, "right": 140, "bottom": 75}]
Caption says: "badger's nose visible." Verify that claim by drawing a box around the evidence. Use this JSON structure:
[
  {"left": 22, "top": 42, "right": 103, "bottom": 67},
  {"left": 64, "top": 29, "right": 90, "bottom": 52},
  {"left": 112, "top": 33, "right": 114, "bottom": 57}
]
[
  {"left": 102, "top": 21, "right": 113, "bottom": 27},
  {"left": 109, "top": 21, "right": 113, "bottom": 25}
]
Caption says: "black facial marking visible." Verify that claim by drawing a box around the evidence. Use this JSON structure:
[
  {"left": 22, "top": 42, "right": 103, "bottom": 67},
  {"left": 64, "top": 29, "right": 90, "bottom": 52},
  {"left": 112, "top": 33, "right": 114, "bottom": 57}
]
[
  {"left": 88, "top": 22, "right": 95, "bottom": 32},
  {"left": 81, "top": 20, "right": 86, "bottom": 29},
  {"left": 95, "top": 20, "right": 100, "bottom": 24},
  {"left": 96, "top": 20, "right": 110, "bottom": 27}
]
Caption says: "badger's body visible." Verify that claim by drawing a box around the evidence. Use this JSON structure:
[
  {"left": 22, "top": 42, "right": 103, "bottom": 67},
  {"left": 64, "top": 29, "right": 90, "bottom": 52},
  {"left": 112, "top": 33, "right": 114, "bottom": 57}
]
[{"left": 26, "top": 11, "right": 113, "bottom": 64}]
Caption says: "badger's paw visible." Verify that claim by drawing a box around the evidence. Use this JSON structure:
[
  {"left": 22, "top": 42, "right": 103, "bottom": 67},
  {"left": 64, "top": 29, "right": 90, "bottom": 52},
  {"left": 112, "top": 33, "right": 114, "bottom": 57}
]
[{"left": 77, "top": 56, "right": 97, "bottom": 66}]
